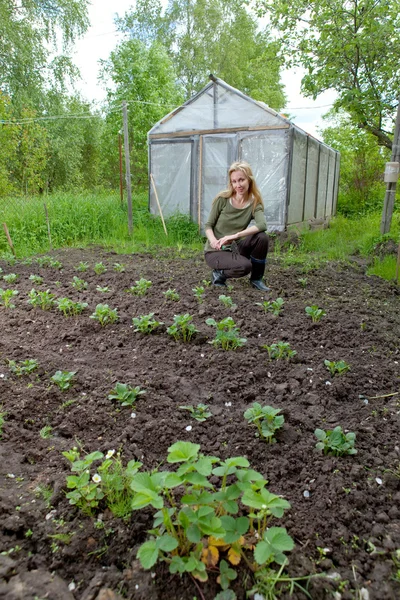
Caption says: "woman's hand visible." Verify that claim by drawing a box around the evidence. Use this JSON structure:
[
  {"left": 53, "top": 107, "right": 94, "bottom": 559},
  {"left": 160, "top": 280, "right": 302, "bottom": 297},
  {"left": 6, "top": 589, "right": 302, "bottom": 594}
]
[{"left": 215, "top": 234, "right": 237, "bottom": 250}]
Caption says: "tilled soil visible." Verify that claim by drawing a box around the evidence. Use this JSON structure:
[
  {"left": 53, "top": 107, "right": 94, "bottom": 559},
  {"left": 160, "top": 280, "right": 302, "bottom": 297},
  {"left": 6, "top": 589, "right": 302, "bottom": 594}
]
[{"left": 0, "top": 247, "right": 399, "bottom": 600}]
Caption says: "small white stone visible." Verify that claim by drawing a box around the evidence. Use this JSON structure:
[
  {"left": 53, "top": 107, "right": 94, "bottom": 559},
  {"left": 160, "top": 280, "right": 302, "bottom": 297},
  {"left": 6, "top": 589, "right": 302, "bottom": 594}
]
[
  {"left": 225, "top": 402, "right": 232, "bottom": 407},
  {"left": 375, "top": 477, "right": 383, "bottom": 485},
  {"left": 185, "top": 425, "right": 192, "bottom": 432},
  {"left": 303, "top": 490, "right": 310, "bottom": 498},
  {"left": 325, "top": 381, "right": 332, "bottom": 386},
  {"left": 307, "top": 368, "right": 313, "bottom": 371},
  {"left": 309, "top": 379, "right": 313, "bottom": 383},
  {"left": 6, "top": 473, "right": 15, "bottom": 478},
  {"left": 45, "top": 509, "right": 57, "bottom": 520},
  {"left": 135, "top": 584, "right": 139, "bottom": 590},
  {"left": 151, "top": 573, "right": 156, "bottom": 579},
  {"left": 0, "top": 374, "right": 4, "bottom": 378},
  {"left": 200, "top": 354, "right": 204, "bottom": 357},
  {"left": 131, "top": 412, "right": 136, "bottom": 419},
  {"left": 68, "top": 582, "right": 76, "bottom": 591},
  {"left": 363, "top": 399, "right": 369, "bottom": 405}
]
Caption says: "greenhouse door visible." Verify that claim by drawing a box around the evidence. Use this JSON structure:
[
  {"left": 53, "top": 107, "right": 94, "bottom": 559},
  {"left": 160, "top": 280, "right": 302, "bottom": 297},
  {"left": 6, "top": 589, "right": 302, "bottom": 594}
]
[{"left": 199, "top": 135, "right": 236, "bottom": 229}]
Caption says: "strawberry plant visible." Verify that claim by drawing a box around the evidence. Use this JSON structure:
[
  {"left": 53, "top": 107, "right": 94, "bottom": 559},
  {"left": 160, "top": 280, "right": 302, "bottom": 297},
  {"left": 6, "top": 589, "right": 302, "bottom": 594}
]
[
  {"left": 132, "top": 313, "right": 163, "bottom": 334},
  {"left": 36, "top": 256, "right": 62, "bottom": 269},
  {"left": 29, "top": 275, "right": 44, "bottom": 285},
  {"left": 96, "top": 285, "right": 110, "bottom": 292},
  {"left": 134, "top": 441, "right": 293, "bottom": 593},
  {"left": 206, "top": 317, "right": 246, "bottom": 350},
  {"left": 56, "top": 298, "right": 88, "bottom": 317},
  {"left": 94, "top": 262, "right": 107, "bottom": 274},
  {"left": 305, "top": 305, "right": 326, "bottom": 323},
  {"left": 219, "top": 295, "right": 237, "bottom": 310},
  {"left": 70, "top": 276, "right": 88, "bottom": 291},
  {"left": 90, "top": 304, "right": 119, "bottom": 326},
  {"left": 163, "top": 289, "right": 180, "bottom": 301},
  {"left": 0, "top": 288, "right": 18, "bottom": 308},
  {"left": 8, "top": 359, "right": 38, "bottom": 376},
  {"left": 27, "top": 289, "right": 55, "bottom": 310},
  {"left": 126, "top": 278, "right": 152, "bottom": 296},
  {"left": 193, "top": 286, "right": 205, "bottom": 303},
  {"left": 298, "top": 277, "right": 308, "bottom": 287},
  {"left": 167, "top": 314, "right": 198, "bottom": 342},
  {"left": 256, "top": 298, "right": 284, "bottom": 316},
  {"left": 314, "top": 426, "right": 357, "bottom": 456},
  {"left": 244, "top": 403, "right": 284, "bottom": 443},
  {"left": 263, "top": 341, "right": 296, "bottom": 361},
  {"left": 51, "top": 370, "right": 76, "bottom": 391},
  {"left": 324, "top": 359, "right": 350, "bottom": 376},
  {"left": 108, "top": 382, "right": 146, "bottom": 407},
  {"left": 113, "top": 263, "right": 126, "bottom": 272},
  {"left": 179, "top": 403, "right": 212, "bottom": 422},
  {"left": 75, "top": 261, "right": 89, "bottom": 272},
  {"left": 3, "top": 273, "right": 18, "bottom": 284}
]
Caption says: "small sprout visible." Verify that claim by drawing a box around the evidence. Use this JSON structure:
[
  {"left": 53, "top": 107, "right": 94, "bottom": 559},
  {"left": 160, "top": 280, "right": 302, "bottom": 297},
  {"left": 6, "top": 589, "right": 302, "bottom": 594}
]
[
  {"left": 0, "top": 407, "right": 6, "bottom": 439},
  {"left": 314, "top": 426, "right": 357, "bottom": 456},
  {"left": 90, "top": 304, "right": 119, "bottom": 326},
  {"left": 40, "top": 425, "right": 53, "bottom": 439},
  {"left": 305, "top": 305, "right": 326, "bottom": 323},
  {"left": 201, "top": 279, "right": 211, "bottom": 288},
  {"left": 0, "top": 288, "right": 18, "bottom": 308},
  {"left": 126, "top": 278, "right": 152, "bottom": 296},
  {"left": 29, "top": 275, "right": 44, "bottom": 285},
  {"left": 108, "top": 382, "right": 145, "bottom": 407},
  {"left": 163, "top": 288, "right": 180, "bottom": 302},
  {"left": 324, "top": 359, "right": 350, "bottom": 376},
  {"left": 192, "top": 286, "right": 205, "bottom": 303},
  {"left": 263, "top": 341, "right": 296, "bottom": 361},
  {"left": 51, "top": 370, "right": 76, "bottom": 391},
  {"left": 206, "top": 317, "right": 246, "bottom": 350},
  {"left": 244, "top": 403, "right": 284, "bottom": 443},
  {"left": 167, "top": 314, "right": 198, "bottom": 342},
  {"left": 3, "top": 273, "right": 18, "bottom": 284},
  {"left": 132, "top": 313, "right": 163, "bottom": 334},
  {"left": 298, "top": 277, "right": 308, "bottom": 287},
  {"left": 94, "top": 262, "right": 107, "bottom": 275},
  {"left": 96, "top": 286, "right": 110, "bottom": 292},
  {"left": 70, "top": 276, "right": 88, "bottom": 291},
  {"left": 8, "top": 359, "right": 38, "bottom": 376},
  {"left": 76, "top": 261, "right": 89, "bottom": 272},
  {"left": 56, "top": 298, "right": 88, "bottom": 317},
  {"left": 27, "top": 289, "right": 55, "bottom": 310},
  {"left": 113, "top": 263, "right": 126, "bottom": 272},
  {"left": 256, "top": 297, "right": 284, "bottom": 316},
  {"left": 179, "top": 403, "right": 212, "bottom": 422},
  {"left": 219, "top": 295, "right": 237, "bottom": 309},
  {"left": 36, "top": 256, "right": 62, "bottom": 269}
]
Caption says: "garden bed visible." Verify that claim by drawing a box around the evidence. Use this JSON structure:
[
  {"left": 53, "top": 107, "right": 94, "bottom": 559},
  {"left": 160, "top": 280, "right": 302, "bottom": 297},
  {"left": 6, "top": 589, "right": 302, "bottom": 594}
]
[{"left": 0, "top": 247, "right": 399, "bottom": 600}]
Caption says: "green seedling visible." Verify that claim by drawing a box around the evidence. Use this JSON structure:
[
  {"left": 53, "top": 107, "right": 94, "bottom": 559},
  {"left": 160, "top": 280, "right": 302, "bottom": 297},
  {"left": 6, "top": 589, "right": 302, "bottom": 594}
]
[
  {"left": 108, "top": 382, "right": 146, "bottom": 407},
  {"left": 126, "top": 278, "right": 152, "bottom": 296},
  {"left": 305, "top": 305, "right": 326, "bottom": 323},
  {"left": 202, "top": 279, "right": 211, "bottom": 288},
  {"left": 8, "top": 359, "right": 38, "bottom": 376},
  {"left": 113, "top": 263, "right": 126, "bottom": 272},
  {"left": 219, "top": 295, "right": 237, "bottom": 310},
  {"left": 179, "top": 403, "right": 212, "bottom": 422},
  {"left": 167, "top": 314, "right": 198, "bottom": 342},
  {"left": 132, "top": 313, "right": 163, "bottom": 334},
  {"left": 96, "top": 285, "right": 110, "bottom": 292},
  {"left": 297, "top": 277, "right": 308, "bottom": 287},
  {"left": 256, "top": 297, "right": 284, "bottom": 316},
  {"left": 56, "top": 298, "right": 88, "bottom": 317},
  {"left": 27, "top": 289, "right": 55, "bottom": 310},
  {"left": 206, "top": 317, "right": 246, "bottom": 350},
  {"left": 94, "top": 262, "right": 107, "bottom": 274},
  {"left": 76, "top": 261, "right": 89, "bottom": 272},
  {"left": 3, "top": 273, "right": 18, "bottom": 284},
  {"left": 70, "top": 276, "right": 88, "bottom": 291},
  {"left": 244, "top": 403, "right": 284, "bottom": 443},
  {"left": 36, "top": 256, "right": 62, "bottom": 269},
  {"left": 0, "top": 407, "right": 6, "bottom": 439},
  {"left": 29, "top": 275, "right": 44, "bottom": 285},
  {"left": 0, "top": 288, "right": 18, "bottom": 308},
  {"left": 163, "top": 288, "right": 180, "bottom": 301},
  {"left": 40, "top": 425, "right": 53, "bottom": 439},
  {"left": 51, "top": 370, "right": 76, "bottom": 391},
  {"left": 263, "top": 341, "right": 296, "bottom": 361},
  {"left": 90, "top": 304, "right": 119, "bottom": 326},
  {"left": 192, "top": 286, "right": 205, "bottom": 303},
  {"left": 324, "top": 359, "right": 350, "bottom": 376},
  {"left": 314, "top": 426, "right": 357, "bottom": 456}
]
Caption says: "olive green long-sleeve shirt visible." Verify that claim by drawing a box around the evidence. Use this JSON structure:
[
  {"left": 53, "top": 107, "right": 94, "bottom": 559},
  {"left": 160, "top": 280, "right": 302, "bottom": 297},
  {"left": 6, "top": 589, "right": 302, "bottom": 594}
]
[{"left": 204, "top": 197, "right": 267, "bottom": 252}]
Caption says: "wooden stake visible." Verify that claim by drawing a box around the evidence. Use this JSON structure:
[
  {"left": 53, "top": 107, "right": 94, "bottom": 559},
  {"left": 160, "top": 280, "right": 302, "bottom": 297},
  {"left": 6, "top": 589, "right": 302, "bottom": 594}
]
[
  {"left": 44, "top": 203, "right": 53, "bottom": 250},
  {"left": 122, "top": 101, "right": 133, "bottom": 235},
  {"left": 2, "top": 223, "right": 16, "bottom": 257},
  {"left": 150, "top": 173, "right": 168, "bottom": 236},
  {"left": 396, "top": 237, "right": 400, "bottom": 284}
]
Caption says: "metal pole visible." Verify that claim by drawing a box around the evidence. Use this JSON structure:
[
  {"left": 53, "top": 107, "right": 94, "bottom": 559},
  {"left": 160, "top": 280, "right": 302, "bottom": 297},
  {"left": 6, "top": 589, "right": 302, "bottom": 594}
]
[
  {"left": 381, "top": 97, "right": 400, "bottom": 234},
  {"left": 118, "top": 132, "right": 124, "bottom": 206},
  {"left": 122, "top": 101, "right": 133, "bottom": 235}
]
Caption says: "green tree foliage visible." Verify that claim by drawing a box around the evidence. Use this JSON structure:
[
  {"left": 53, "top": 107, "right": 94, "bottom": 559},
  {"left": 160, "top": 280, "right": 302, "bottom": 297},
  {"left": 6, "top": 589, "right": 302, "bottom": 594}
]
[
  {"left": 0, "top": 93, "right": 19, "bottom": 195},
  {"left": 118, "top": 0, "right": 285, "bottom": 106},
  {"left": 257, "top": 0, "right": 400, "bottom": 148},
  {"left": 322, "top": 112, "right": 390, "bottom": 216},
  {"left": 100, "top": 40, "right": 184, "bottom": 186},
  {"left": 15, "top": 107, "right": 48, "bottom": 195}
]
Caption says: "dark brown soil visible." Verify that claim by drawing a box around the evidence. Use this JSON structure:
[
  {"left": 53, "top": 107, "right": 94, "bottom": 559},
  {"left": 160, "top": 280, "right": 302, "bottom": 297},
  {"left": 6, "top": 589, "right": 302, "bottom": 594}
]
[{"left": 0, "top": 248, "right": 399, "bottom": 600}]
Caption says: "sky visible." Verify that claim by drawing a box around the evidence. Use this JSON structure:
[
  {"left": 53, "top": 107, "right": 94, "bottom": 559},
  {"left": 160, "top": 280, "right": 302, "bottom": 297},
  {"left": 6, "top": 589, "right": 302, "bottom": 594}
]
[{"left": 73, "top": 1, "right": 337, "bottom": 139}]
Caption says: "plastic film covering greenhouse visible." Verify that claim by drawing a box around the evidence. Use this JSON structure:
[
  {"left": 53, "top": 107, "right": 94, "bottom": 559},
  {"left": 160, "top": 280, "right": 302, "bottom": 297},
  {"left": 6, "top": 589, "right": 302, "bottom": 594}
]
[{"left": 148, "top": 75, "right": 340, "bottom": 232}]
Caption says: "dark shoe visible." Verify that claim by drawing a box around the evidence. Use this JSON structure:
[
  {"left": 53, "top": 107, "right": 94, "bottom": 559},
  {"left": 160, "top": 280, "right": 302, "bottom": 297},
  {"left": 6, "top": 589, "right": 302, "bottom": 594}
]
[
  {"left": 212, "top": 269, "right": 227, "bottom": 287},
  {"left": 250, "top": 279, "right": 271, "bottom": 292}
]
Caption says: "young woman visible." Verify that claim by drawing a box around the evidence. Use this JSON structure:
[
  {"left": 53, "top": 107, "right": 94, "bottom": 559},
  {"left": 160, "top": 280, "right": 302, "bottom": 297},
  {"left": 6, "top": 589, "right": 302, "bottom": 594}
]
[{"left": 204, "top": 161, "right": 270, "bottom": 291}]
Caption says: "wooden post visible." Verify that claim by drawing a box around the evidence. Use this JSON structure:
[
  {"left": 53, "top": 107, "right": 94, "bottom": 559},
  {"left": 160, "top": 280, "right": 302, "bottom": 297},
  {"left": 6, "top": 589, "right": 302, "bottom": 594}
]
[
  {"left": 381, "top": 97, "right": 400, "bottom": 234},
  {"left": 43, "top": 203, "right": 52, "bottom": 250},
  {"left": 122, "top": 101, "right": 133, "bottom": 235},
  {"left": 118, "top": 132, "right": 124, "bottom": 206},
  {"left": 150, "top": 174, "right": 168, "bottom": 236},
  {"left": 2, "top": 223, "right": 16, "bottom": 257}
]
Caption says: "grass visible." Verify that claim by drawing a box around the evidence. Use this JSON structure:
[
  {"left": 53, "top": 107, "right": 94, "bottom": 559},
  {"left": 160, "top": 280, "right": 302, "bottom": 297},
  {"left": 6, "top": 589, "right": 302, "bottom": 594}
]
[{"left": 367, "top": 255, "right": 399, "bottom": 281}]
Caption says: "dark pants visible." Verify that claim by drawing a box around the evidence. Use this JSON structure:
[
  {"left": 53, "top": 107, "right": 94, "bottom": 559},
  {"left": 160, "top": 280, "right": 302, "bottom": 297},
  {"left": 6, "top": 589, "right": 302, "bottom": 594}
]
[{"left": 205, "top": 232, "right": 269, "bottom": 279}]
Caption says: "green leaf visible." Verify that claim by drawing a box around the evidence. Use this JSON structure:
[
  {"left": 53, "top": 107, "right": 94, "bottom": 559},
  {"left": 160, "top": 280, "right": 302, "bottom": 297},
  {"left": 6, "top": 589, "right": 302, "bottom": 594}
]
[
  {"left": 156, "top": 534, "right": 178, "bottom": 552},
  {"left": 167, "top": 441, "right": 200, "bottom": 463},
  {"left": 137, "top": 540, "right": 159, "bottom": 569},
  {"left": 163, "top": 473, "right": 183, "bottom": 488},
  {"left": 220, "top": 515, "right": 249, "bottom": 543}
]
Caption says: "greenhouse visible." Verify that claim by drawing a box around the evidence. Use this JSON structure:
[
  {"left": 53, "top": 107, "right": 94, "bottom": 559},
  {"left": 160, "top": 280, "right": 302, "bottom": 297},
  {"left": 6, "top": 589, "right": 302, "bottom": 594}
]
[{"left": 148, "top": 75, "right": 340, "bottom": 232}]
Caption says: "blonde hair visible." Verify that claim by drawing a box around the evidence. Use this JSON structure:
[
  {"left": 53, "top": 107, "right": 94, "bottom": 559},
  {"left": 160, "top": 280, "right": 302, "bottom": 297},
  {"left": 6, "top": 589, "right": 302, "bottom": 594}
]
[{"left": 213, "top": 161, "right": 264, "bottom": 214}]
